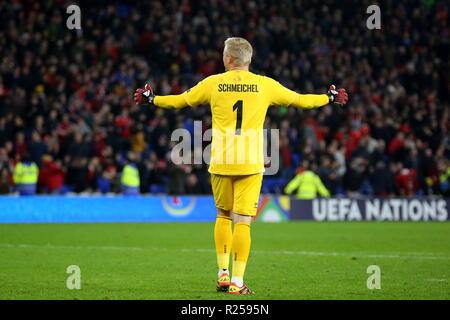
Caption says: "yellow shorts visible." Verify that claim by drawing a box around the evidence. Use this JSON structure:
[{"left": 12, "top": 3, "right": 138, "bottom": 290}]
[{"left": 211, "top": 173, "right": 263, "bottom": 216}]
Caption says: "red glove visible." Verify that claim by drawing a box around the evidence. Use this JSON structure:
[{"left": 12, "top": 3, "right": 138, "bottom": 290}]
[
  {"left": 327, "top": 85, "right": 348, "bottom": 105},
  {"left": 134, "top": 83, "right": 155, "bottom": 105}
]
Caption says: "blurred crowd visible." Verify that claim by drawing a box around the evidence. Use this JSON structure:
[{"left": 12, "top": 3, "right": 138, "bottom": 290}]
[{"left": 0, "top": 0, "right": 449, "bottom": 196}]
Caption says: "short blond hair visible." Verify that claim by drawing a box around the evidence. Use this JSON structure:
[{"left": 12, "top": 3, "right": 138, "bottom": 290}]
[{"left": 224, "top": 37, "right": 253, "bottom": 67}]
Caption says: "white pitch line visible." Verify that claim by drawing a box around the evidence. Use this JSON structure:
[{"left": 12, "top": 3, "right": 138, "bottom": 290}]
[
  {"left": 0, "top": 243, "right": 449, "bottom": 261},
  {"left": 426, "top": 278, "right": 448, "bottom": 282},
  {"left": 258, "top": 250, "right": 450, "bottom": 260}
]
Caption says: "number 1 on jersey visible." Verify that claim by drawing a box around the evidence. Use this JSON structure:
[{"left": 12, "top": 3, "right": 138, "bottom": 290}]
[{"left": 233, "top": 100, "right": 243, "bottom": 135}]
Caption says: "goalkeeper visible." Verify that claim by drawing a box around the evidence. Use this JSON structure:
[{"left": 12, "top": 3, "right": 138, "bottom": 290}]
[{"left": 134, "top": 37, "right": 348, "bottom": 295}]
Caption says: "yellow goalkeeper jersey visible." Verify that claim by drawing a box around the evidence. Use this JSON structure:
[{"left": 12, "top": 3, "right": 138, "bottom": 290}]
[{"left": 154, "top": 70, "right": 329, "bottom": 175}]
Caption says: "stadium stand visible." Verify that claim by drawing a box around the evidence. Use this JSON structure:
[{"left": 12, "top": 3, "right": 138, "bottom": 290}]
[{"left": 0, "top": 0, "right": 448, "bottom": 196}]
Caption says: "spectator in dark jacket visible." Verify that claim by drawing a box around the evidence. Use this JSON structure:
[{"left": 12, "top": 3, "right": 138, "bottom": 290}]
[
  {"left": 371, "top": 161, "right": 392, "bottom": 196},
  {"left": 68, "top": 134, "right": 89, "bottom": 160},
  {"left": 28, "top": 131, "right": 47, "bottom": 167},
  {"left": 344, "top": 157, "right": 369, "bottom": 196},
  {"left": 66, "top": 158, "right": 89, "bottom": 193}
]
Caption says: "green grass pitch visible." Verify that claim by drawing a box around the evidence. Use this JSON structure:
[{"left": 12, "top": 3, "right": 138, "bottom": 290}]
[{"left": 0, "top": 222, "right": 449, "bottom": 300}]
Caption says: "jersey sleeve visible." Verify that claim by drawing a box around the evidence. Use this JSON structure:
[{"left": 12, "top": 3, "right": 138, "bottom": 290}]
[
  {"left": 266, "top": 77, "right": 329, "bottom": 108},
  {"left": 153, "top": 94, "right": 187, "bottom": 109},
  {"left": 153, "top": 76, "right": 214, "bottom": 109},
  {"left": 182, "top": 76, "right": 214, "bottom": 106},
  {"left": 266, "top": 77, "right": 298, "bottom": 106}
]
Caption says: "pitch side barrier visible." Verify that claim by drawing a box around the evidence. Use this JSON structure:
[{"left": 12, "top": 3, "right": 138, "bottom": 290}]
[
  {"left": 290, "top": 197, "right": 450, "bottom": 221},
  {"left": 0, "top": 195, "right": 448, "bottom": 223},
  {"left": 0, "top": 195, "right": 216, "bottom": 223}
]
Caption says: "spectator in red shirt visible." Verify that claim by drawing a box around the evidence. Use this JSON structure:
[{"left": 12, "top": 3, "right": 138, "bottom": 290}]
[
  {"left": 14, "top": 132, "right": 27, "bottom": 158},
  {"left": 389, "top": 132, "right": 405, "bottom": 159},
  {"left": 57, "top": 114, "right": 72, "bottom": 144},
  {"left": 395, "top": 163, "right": 419, "bottom": 196},
  {"left": 279, "top": 135, "right": 293, "bottom": 178},
  {"left": 38, "top": 155, "right": 65, "bottom": 194},
  {"left": 115, "top": 109, "right": 132, "bottom": 139}
]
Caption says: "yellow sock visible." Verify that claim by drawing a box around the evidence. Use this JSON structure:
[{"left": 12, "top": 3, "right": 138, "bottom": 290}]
[
  {"left": 214, "top": 216, "right": 233, "bottom": 270},
  {"left": 231, "top": 222, "right": 251, "bottom": 281}
]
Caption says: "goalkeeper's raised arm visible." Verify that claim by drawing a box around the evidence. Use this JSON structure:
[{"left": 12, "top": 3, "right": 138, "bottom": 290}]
[
  {"left": 133, "top": 83, "right": 186, "bottom": 109},
  {"left": 268, "top": 78, "right": 348, "bottom": 109},
  {"left": 133, "top": 76, "right": 213, "bottom": 110}
]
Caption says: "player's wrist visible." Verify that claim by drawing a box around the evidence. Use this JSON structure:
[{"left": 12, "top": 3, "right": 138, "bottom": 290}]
[
  {"left": 327, "top": 93, "right": 335, "bottom": 104},
  {"left": 143, "top": 91, "right": 155, "bottom": 104},
  {"left": 327, "top": 85, "right": 338, "bottom": 104}
]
